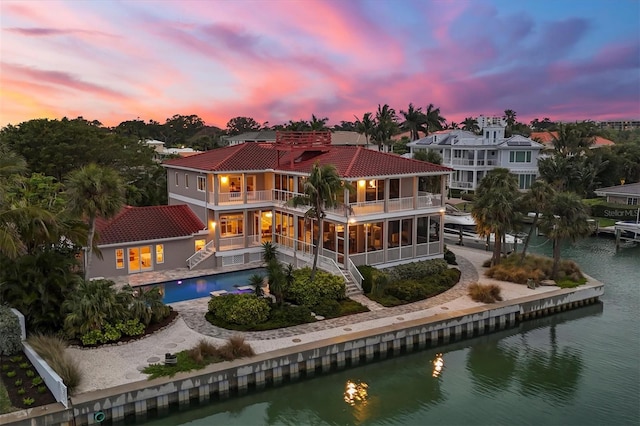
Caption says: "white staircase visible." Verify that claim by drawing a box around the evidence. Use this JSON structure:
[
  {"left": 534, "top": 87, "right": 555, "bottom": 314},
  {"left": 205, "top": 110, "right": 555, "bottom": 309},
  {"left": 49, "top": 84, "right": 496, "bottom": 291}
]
[{"left": 186, "top": 240, "right": 215, "bottom": 269}]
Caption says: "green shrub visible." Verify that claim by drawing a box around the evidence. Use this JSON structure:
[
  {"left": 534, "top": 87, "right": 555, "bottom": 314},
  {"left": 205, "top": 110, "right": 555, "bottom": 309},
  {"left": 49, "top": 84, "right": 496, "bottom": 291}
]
[
  {"left": 468, "top": 283, "right": 503, "bottom": 303},
  {"left": 0, "top": 305, "right": 22, "bottom": 356},
  {"left": 115, "top": 319, "right": 145, "bottom": 336},
  {"left": 22, "top": 397, "right": 34, "bottom": 406},
  {"left": 208, "top": 294, "right": 270, "bottom": 326},
  {"left": 31, "top": 377, "right": 43, "bottom": 387},
  {"left": 17, "top": 388, "right": 25, "bottom": 395},
  {"left": 357, "top": 265, "right": 376, "bottom": 293},
  {"left": 37, "top": 385, "right": 47, "bottom": 394},
  {"left": 6, "top": 371, "right": 16, "bottom": 378},
  {"left": 25, "top": 370, "right": 35, "bottom": 378},
  {"left": 102, "top": 323, "right": 122, "bottom": 342},
  {"left": 383, "top": 259, "right": 448, "bottom": 282},
  {"left": 80, "top": 329, "right": 104, "bottom": 346},
  {"left": 14, "top": 379, "right": 22, "bottom": 387},
  {"left": 310, "top": 299, "right": 341, "bottom": 317},
  {"left": 268, "top": 305, "right": 314, "bottom": 326},
  {"left": 385, "top": 279, "right": 433, "bottom": 302},
  {"left": 287, "top": 268, "right": 346, "bottom": 308},
  {"left": 18, "top": 362, "right": 29, "bottom": 369},
  {"left": 444, "top": 247, "right": 457, "bottom": 265}
]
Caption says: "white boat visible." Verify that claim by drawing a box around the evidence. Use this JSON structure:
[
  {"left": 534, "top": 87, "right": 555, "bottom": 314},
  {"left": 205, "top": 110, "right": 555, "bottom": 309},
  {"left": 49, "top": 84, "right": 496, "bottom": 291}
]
[
  {"left": 615, "top": 221, "right": 640, "bottom": 241},
  {"left": 444, "top": 204, "right": 523, "bottom": 251}
]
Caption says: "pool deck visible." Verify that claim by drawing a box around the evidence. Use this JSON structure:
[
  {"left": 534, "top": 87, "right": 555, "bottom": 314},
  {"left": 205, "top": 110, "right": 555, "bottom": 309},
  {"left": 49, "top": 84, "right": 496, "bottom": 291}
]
[{"left": 62, "top": 245, "right": 593, "bottom": 396}]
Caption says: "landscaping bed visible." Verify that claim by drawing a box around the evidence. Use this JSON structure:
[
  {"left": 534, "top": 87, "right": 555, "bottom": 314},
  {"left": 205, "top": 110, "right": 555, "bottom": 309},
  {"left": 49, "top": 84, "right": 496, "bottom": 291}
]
[
  {"left": 484, "top": 253, "right": 587, "bottom": 288},
  {"left": 0, "top": 353, "right": 56, "bottom": 412}
]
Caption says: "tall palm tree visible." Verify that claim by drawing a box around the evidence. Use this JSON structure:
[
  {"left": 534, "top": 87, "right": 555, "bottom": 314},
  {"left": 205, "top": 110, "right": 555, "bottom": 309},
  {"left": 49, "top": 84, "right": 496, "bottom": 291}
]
[
  {"left": 424, "top": 104, "right": 446, "bottom": 134},
  {"left": 538, "top": 192, "right": 591, "bottom": 279},
  {"left": 65, "top": 164, "right": 124, "bottom": 280},
  {"left": 400, "top": 103, "right": 427, "bottom": 141},
  {"left": 447, "top": 121, "right": 460, "bottom": 130},
  {"left": 354, "top": 112, "right": 375, "bottom": 147},
  {"left": 519, "top": 180, "right": 556, "bottom": 261},
  {"left": 289, "top": 162, "right": 351, "bottom": 281},
  {"left": 462, "top": 117, "right": 480, "bottom": 134},
  {"left": 472, "top": 168, "right": 521, "bottom": 266},
  {"left": 503, "top": 109, "right": 517, "bottom": 128},
  {"left": 373, "top": 104, "right": 398, "bottom": 152}
]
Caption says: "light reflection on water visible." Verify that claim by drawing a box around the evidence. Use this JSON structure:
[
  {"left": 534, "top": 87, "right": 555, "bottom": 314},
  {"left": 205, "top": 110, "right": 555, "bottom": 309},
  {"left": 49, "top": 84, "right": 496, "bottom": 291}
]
[{"left": 138, "top": 237, "right": 639, "bottom": 426}]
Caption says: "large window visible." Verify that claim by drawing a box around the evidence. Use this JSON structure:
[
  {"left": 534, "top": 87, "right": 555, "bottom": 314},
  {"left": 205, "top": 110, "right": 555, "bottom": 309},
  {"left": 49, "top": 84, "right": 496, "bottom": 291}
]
[
  {"left": 128, "top": 246, "right": 152, "bottom": 273},
  {"left": 388, "top": 219, "right": 412, "bottom": 247},
  {"left": 365, "top": 179, "right": 385, "bottom": 202},
  {"left": 628, "top": 197, "right": 639, "bottom": 205},
  {"left": 220, "top": 214, "right": 244, "bottom": 237},
  {"left": 510, "top": 151, "right": 532, "bottom": 163},
  {"left": 197, "top": 176, "right": 206, "bottom": 192},
  {"left": 518, "top": 174, "right": 536, "bottom": 189}
]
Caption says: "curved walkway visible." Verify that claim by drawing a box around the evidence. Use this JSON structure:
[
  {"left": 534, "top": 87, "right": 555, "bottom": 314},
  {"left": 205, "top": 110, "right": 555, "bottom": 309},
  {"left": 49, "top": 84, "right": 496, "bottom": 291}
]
[
  {"left": 175, "top": 253, "right": 479, "bottom": 340},
  {"left": 68, "top": 246, "right": 559, "bottom": 394}
]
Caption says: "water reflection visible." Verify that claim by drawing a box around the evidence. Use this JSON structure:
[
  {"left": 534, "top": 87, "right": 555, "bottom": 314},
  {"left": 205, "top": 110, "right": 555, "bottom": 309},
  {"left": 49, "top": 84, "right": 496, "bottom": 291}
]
[
  {"left": 344, "top": 380, "right": 369, "bottom": 406},
  {"left": 432, "top": 353, "right": 444, "bottom": 378}
]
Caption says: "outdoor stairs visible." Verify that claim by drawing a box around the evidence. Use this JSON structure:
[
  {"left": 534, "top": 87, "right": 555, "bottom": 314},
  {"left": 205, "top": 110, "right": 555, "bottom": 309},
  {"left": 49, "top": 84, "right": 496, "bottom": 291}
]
[
  {"left": 187, "top": 246, "right": 215, "bottom": 270},
  {"left": 339, "top": 266, "right": 363, "bottom": 297}
]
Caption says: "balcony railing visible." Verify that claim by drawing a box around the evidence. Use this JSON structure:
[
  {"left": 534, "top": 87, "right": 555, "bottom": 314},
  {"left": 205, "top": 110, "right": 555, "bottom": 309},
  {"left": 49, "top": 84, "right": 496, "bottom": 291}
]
[
  {"left": 451, "top": 181, "right": 474, "bottom": 189},
  {"left": 388, "top": 196, "right": 414, "bottom": 212},
  {"left": 212, "top": 189, "right": 273, "bottom": 205}
]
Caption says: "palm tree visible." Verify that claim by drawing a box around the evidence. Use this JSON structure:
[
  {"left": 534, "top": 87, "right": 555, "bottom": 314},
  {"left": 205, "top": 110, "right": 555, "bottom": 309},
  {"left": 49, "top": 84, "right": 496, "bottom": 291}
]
[
  {"left": 289, "top": 162, "right": 351, "bottom": 281},
  {"left": 538, "top": 192, "right": 591, "bottom": 279},
  {"left": 503, "top": 109, "right": 517, "bottom": 128},
  {"left": 354, "top": 112, "right": 375, "bottom": 147},
  {"left": 424, "top": 104, "right": 446, "bottom": 134},
  {"left": 462, "top": 117, "right": 480, "bottom": 134},
  {"left": 62, "top": 279, "right": 128, "bottom": 336},
  {"left": 65, "top": 164, "right": 124, "bottom": 280},
  {"left": 472, "top": 168, "right": 521, "bottom": 266},
  {"left": 519, "top": 180, "right": 556, "bottom": 261},
  {"left": 373, "top": 104, "right": 398, "bottom": 151},
  {"left": 249, "top": 274, "right": 265, "bottom": 298},
  {"left": 309, "top": 114, "right": 329, "bottom": 131},
  {"left": 400, "top": 103, "right": 427, "bottom": 141},
  {"left": 447, "top": 121, "right": 460, "bottom": 130}
]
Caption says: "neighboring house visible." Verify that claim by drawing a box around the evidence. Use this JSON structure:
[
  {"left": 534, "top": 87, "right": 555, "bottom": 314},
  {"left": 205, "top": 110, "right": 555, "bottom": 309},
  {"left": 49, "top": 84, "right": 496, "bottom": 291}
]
[
  {"left": 594, "top": 182, "right": 640, "bottom": 206},
  {"left": 144, "top": 139, "right": 201, "bottom": 161},
  {"left": 89, "top": 205, "right": 207, "bottom": 279},
  {"left": 407, "top": 116, "right": 543, "bottom": 191},
  {"left": 162, "top": 131, "right": 452, "bottom": 273},
  {"left": 224, "top": 130, "right": 378, "bottom": 150},
  {"left": 530, "top": 132, "right": 615, "bottom": 149}
]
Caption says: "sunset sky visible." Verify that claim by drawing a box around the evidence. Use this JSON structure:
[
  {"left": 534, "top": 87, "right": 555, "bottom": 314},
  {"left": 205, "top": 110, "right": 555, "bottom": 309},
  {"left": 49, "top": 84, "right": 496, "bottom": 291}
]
[{"left": 1, "top": 0, "right": 639, "bottom": 129}]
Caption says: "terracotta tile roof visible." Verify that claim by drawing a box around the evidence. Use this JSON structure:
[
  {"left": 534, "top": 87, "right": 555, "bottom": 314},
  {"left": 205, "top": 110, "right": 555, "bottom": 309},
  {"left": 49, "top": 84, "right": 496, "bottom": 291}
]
[
  {"left": 163, "top": 143, "right": 281, "bottom": 171},
  {"left": 530, "top": 132, "right": 615, "bottom": 147},
  {"left": 164, "top": 144, "right": 451, "bottom": 178},
  {"left": 95, "top": 205, "right": 205, "bottom": 245}
]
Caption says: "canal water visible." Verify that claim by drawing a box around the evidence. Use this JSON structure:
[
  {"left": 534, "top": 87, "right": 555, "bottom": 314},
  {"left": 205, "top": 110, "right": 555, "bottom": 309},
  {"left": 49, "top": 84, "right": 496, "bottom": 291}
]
[{"left": 140, "top": 236, "right": 639, "bottom": 426}]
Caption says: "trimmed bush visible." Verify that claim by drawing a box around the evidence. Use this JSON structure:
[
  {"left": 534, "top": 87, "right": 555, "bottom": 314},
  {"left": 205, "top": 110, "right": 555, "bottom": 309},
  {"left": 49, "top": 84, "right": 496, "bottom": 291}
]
[
  {"left": 383, "top": 259, "right": 448, "bottom": 282},
  {"left": 208, "top": 294, "right": 271, "bottom": 326},
  {"left": 0, "top": 305, "right": 22, "bottom": 356},
  {"left": 310, "top": 299, "right": 341, "bottom": 317},
  {"left": 444, "top": 247, "right": 457, "bottom": 265},
  {"left": 287, "top": 268, "right": 346, "bottom": 308},
  {"left": 468, "top": 283, "right": 503, "bottom": 303}
]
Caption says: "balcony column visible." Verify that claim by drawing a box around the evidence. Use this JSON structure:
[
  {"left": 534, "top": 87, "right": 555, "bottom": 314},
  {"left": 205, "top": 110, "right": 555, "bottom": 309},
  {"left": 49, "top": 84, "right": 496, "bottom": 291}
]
[
  {"left": 473, "top": 150, "right": 478, "bottom": 167},
  {"left": 413, "top": 176, "right": 418, "bottom": 210},
  {"left": 243, "top": 210, "right": 248, "bottom": 248},
  {"left": 384, "top": 178, "right": 389, "bottom": 213},
  {"left": 242, "top": 173, "right": 247, "bottom": 204},
  {"left": 213, "top": 174, "right": 219, "bottom": 205}
]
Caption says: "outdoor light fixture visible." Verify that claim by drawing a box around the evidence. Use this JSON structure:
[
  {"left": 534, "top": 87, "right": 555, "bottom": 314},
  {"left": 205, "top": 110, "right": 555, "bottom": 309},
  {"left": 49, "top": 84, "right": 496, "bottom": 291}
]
[
  {"left": 358, "top": 180, "right": 366, "bottom": 188},
  {"left": 221, "top": 176, "right": 228, "bottom": 184},
  {"left": 369, "top": 180, "right": 376, "bottom": 188},
  {"left": 265, "top": 212, "right": 273, "bottom": 218}
]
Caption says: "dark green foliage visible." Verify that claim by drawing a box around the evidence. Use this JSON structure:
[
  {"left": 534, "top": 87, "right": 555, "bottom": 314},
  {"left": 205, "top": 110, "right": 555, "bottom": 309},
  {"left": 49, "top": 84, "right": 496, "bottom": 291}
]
[
  {"left": 310, "top": 299, "right": 341, "bottom": 317},
  {"left": 287, "top": 267, "right": 346, "bottom": 308},
  {"left": 357, "top": 265, "right": 376, "bottom": 293},
  {"left": 207, "top": 294, "right": 271, "bottom": 326},
  {"left": 115, "top": 319, "right": 145, "bottom": 336},
  {"left": 0, "top": 305, "right": 22, "bottom": 356},
  {"left": 366, "top": 259, "right": 461, "bottom": 307},
  {"left": 444, "top": 247, "right": 457, "bottom": 265}
]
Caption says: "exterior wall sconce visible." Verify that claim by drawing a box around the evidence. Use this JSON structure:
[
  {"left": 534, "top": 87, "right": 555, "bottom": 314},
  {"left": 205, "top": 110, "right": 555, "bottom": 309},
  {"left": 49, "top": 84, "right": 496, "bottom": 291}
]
[{"left": 221, "top": 176, "right": 228, "bottom": 184}]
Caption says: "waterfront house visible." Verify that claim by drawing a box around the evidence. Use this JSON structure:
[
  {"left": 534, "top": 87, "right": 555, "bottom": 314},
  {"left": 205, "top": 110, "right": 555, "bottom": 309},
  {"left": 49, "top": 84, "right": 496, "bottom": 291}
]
[
  {"left": 530, "top": 131, "right": 615, "bottom": 150},
  {"left": 88, "top": 205, "right": 207, "bottom": 279},
  {"left": 162, "top": 131, "right": 452, "bottom": 279},
  {"left": 407, "top": 116, "right": 543, "bottom": 191},
  {"left": 594, "top": 182, "right": 640, "bottom": 206}
]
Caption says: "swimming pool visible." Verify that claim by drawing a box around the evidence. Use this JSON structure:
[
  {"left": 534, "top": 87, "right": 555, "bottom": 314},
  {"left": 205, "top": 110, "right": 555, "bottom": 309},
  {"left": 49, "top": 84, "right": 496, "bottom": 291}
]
[{"left": 140, "top": 268, "right": 266, "bottom": 304}]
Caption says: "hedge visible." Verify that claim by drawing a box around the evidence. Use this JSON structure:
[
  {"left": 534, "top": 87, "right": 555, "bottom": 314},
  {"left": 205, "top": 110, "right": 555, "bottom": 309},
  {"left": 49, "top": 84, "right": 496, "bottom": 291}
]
[
  {"left": 208, "top": 294, "right": 271, "bottom": 326},
  {"left": 0, "top": 305, "right": 22, "bottom": 356}
]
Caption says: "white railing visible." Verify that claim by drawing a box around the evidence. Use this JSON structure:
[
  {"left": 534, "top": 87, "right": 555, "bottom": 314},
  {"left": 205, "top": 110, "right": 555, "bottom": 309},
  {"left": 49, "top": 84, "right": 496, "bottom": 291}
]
[
  {"left": 246, "top": 190, "right": 273, "bottom": 202},
  {"left": 218, "top": 191, "right": 245, "bottom": 204},
  {"left": 451, "top": 181, "right": 474, "bottom": 189},
  {"left": 451, "top": 159, "right": 475, "bottom": 166},
  {"left": 347, "top": 258, "right": 363, "bottom": 291},
  {"left": 351, "top": 200, "right": 385, "bottom": 215},
  {"left": 23, "top": 342, "right": 68, "bottom": 408},
  {"left": 186, "top": 240, "right": 215, "bottom": 269},
  {"left": 388, "top": 196, "right": 414, "bottom": 212},
  {"left": 246, "top": 234, "right": 262, "bottom": 247},
  {"left": 417, "top": 194, "right": 434, "bottom": 207},
  {"left": 218, "top": 236, "right": 245, "bottom": 250}
]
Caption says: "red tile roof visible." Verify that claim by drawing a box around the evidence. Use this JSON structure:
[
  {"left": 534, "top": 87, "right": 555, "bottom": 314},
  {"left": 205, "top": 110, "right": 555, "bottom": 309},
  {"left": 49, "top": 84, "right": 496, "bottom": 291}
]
[
  {"left": 530, "top": 131, "right": 614, "bottom": 147},
  {"left": 164, "top": 144, "right": 451, "bottom": 178},
  {"left": 95, "top": 205, "right": 205, "bottom": 245}
]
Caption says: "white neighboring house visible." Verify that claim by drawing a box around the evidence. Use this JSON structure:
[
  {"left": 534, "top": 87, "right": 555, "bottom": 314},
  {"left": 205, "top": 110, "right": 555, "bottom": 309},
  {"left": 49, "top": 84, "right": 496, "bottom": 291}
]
[
  {"left": 144, "top": 139, "right": 200, "bottom": 160},
  {"left": 407, "top": 116, "right": 544, "bottom": 191}
]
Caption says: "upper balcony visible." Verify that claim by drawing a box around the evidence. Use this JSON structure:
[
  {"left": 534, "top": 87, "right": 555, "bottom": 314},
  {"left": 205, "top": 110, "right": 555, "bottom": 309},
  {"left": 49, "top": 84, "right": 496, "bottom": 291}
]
[{"left": 205, "top": 185, "right": 442, "bottom": 217}]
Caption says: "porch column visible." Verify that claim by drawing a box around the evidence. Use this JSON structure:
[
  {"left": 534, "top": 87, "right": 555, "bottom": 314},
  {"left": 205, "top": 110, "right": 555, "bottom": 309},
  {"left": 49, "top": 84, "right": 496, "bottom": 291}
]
[
  {"left": 384, "top": 178, "right": 389, "bottom": 213},
  {"left": 413, "top": 176, "right": 418, "bottom": 210},
  {"left": 213, "top": 174, "right": 219, "bottom": 205},
  {"left": 213, "top": 210, "right": 220, "bottom": 253},
  {"left": 243, "top": 210, "right": 248, "bottom": 248}
]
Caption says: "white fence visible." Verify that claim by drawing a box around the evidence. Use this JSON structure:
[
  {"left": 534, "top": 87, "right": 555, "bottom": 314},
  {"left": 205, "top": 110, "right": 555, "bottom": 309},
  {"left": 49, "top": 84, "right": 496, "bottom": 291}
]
[{"left": 22, "top": 343, "right": 68, "bottom": 408}]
